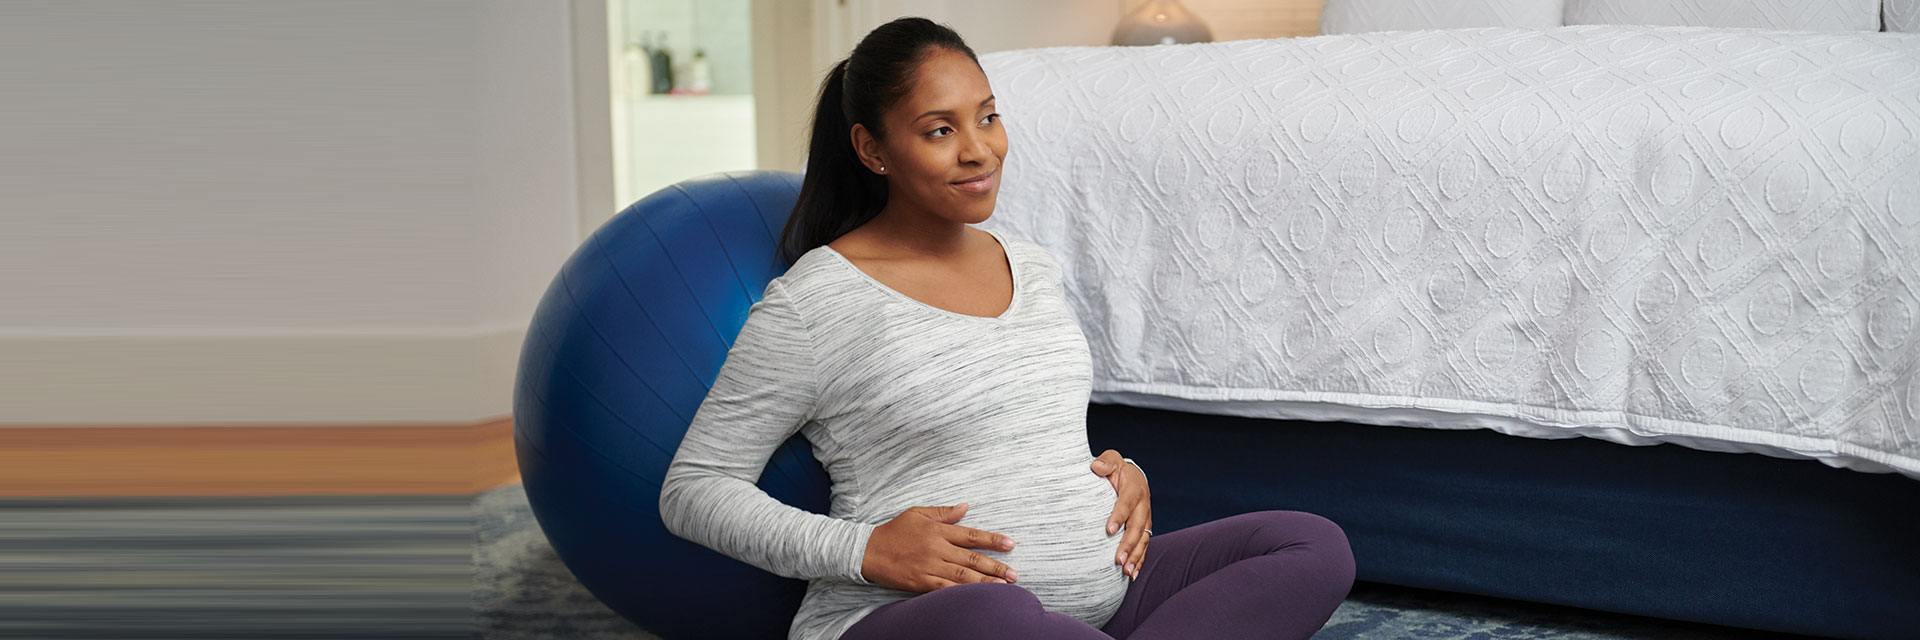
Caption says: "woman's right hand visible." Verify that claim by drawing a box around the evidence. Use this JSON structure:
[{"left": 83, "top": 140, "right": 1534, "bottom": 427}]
[{"left": 860, "top": 502, "right": 1020, "bottom": 593}]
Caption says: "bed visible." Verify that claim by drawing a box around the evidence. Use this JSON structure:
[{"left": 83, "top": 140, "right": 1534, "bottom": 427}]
[{"left": 973, "top": 21, "right": 1920, "bottom": 639}]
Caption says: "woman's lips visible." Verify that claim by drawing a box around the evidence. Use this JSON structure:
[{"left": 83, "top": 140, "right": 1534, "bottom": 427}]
[{"left": 952, "top": 169, "right": 997, "bottom": 194}]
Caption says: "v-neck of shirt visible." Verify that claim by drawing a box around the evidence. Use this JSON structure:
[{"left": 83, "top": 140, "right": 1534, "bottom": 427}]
[{"left": 819, "top": 226, "right": 1023, "bottom": 322}]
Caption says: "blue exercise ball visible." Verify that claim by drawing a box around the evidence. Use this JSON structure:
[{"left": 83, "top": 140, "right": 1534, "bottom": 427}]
[{"left": 513, "top": 170, "right": 831, "bottom": 639}]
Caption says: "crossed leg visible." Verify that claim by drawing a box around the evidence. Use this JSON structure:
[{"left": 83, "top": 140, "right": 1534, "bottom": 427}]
[{"left": 838, "top": 510, "right": 1354, "bottom": 640}]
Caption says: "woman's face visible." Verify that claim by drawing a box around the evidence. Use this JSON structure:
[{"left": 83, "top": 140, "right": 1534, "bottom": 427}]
[{"left": 853, "top": 47, "right": 1008, "bottom": 225}]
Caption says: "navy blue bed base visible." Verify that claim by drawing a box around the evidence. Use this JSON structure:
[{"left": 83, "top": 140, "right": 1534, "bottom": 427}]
[{"left": 1084, "top": 403, "right": 1920, "bottom": 640}]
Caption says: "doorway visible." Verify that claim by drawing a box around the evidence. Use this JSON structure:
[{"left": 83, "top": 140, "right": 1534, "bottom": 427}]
[{"left": 605, "top": 0, "right": 757, "bottom": 230}]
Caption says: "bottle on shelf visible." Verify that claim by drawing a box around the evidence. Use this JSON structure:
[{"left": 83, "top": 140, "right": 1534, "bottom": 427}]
[
  {"left": 650, "top": 31, "right": 674, "bottom": 94},
  {"left": 627, "top": 33, "right": 653, "bottom": 100},
  {"left": 686, "top": 49, "right": 712, "bottom": 95}
]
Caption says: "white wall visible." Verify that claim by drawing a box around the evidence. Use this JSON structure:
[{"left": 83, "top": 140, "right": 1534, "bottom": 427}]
[
  {"left": 0, "top": 0, "right": 599, "bottom": 424},
  {"left": 872, "top": 0, "right": 1126, "bottom": 55}
]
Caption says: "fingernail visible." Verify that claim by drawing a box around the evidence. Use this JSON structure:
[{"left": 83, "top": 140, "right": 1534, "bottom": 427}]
[
  {"left": 1007, "top": 569, "right": 1019, "bottom": 581},
  {"left": 1119, "top": 551, "right": 1128, "bottom": 565},
  {"left": 1129, "top": 563, "right": 1138, "bottom": 576},
  {"left": 1107, "top": 522, "right": 1118, "bottom": 535},
  {"left": 1002, "top": 536, "right": 1015, "bottom": 549}
]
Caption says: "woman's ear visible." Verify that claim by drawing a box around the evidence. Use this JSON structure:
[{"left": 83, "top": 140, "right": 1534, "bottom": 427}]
[{"left": 850, "top": 123, "right": 886, "bottom": 175}]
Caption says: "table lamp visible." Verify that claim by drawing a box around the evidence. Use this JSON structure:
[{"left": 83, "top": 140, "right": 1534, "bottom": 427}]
[{"left": 1112, "top": 0, "right": 1214, "bottom": 46}]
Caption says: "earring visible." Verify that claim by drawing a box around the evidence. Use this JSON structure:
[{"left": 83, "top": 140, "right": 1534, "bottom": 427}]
[{"left": 879, "top": 166, "right": 886, "bottom": 173}]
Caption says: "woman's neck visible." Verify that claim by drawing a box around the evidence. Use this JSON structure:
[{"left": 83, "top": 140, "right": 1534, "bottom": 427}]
[{"left": 856, "top": 204, "right": 975, "bottom": 260}]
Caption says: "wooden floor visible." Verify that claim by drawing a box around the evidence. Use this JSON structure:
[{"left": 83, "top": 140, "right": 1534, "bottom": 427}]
[{"left": 0, "top": 417, "right": 519, "bottom": 497}]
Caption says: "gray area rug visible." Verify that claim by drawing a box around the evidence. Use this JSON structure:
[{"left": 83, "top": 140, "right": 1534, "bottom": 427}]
[
  {"left": 0, "top": 494, "right": 471, "bottom": 639},
  {"left": 474, "top": 484, "right": 1805, "bottom": 639}
]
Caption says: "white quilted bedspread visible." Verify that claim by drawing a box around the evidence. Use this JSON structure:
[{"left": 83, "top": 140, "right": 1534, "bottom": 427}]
[{"left": 975, "top": 26, "right": 1920, "bottom": 478}]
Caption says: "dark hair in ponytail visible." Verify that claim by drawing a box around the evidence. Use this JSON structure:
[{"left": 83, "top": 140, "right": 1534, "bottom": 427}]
[{"left": 778, "top": 17, "right": 981, "bottom": 265}]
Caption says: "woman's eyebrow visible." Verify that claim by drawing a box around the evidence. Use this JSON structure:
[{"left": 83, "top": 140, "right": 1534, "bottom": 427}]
[{"left": 914, "top": 95, "right": 996, "bottom": 123}]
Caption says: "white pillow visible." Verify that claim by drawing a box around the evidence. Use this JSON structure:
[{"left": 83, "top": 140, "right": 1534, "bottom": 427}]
[
  {"left": 1319, "top": 0, "right": 1563, "bottom": 35},
  {"left": 1889, "top": 0, "right": 1920, "bottom": 33},
  {"left": 1565, "top": 0, "right": 1881, "bottom": 32}
]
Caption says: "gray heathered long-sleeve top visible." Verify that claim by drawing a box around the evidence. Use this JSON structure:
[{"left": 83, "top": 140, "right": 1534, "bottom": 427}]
[{"left": 658, "top": 227, "right": 1137, "bottom": 640}]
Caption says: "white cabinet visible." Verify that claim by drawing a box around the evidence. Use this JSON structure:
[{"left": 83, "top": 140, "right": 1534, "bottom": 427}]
[{"left": 622, "top": 94, "right": 757, "bottom": 206}]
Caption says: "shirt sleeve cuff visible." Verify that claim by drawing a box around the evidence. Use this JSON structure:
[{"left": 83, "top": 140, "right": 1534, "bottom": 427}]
[{"left": 844, "top": 521, "right": 880, "bottom": 585}]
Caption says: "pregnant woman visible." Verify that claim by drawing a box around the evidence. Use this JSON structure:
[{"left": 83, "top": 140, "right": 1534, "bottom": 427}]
[{"left": 658, "top": 17, "right": 1354, "bottom": 640}]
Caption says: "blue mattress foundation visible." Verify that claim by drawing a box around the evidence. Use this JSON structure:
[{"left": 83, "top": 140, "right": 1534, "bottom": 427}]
[{"left": 1084, "top": 403, "right": 1920, "bottom": 640}]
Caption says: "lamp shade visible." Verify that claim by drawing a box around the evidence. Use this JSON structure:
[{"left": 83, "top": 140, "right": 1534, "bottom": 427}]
[{"left": 1112, "top": 0, "right": 1213, "bottom": 46}]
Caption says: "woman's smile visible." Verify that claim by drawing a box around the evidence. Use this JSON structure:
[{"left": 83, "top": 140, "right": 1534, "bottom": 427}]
[{"left": 951, "top": 168, "right": 997, "bottom": 195}]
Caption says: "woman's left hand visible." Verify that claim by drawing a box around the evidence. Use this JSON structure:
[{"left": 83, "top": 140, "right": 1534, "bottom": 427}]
[{"left": 1090, "top": 449, "right": 1151, "bottom": 580}]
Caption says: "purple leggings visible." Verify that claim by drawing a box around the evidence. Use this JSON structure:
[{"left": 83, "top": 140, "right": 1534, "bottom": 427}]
[{"left": 839, "top": 510, "right": 1355, "bottom": 640}]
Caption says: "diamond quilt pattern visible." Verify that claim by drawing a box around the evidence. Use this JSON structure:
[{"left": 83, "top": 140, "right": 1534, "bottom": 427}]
[
  {"left": 1892, "top": 0, "right": 1920, "bottom": 33},
  {"left": 1566, "top": 0, "right": 1883, "bottom": 32},
  {"left": 976, "top": 25, "right": 1920, "bottom": 477},
  {"left": 1321, "top": 0, "right": 1564, "bottom": 35}
]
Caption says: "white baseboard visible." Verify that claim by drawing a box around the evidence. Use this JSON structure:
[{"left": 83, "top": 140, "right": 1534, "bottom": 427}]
[{"left": 0, "top": 326, "right": 527, "bottom": 424}]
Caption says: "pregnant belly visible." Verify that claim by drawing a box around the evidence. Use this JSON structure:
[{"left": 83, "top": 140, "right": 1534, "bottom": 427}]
[{"left": 868, "top": 463, "right": 1132, "bottom": 628}]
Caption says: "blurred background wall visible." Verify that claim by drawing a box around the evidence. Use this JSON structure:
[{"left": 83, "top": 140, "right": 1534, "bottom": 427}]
[
  {"left": 1, "top": 0, "right": 599, "bottom": 424},
  {"left": 0, "top": 0, "right": 1317, "bottom": 430}
]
